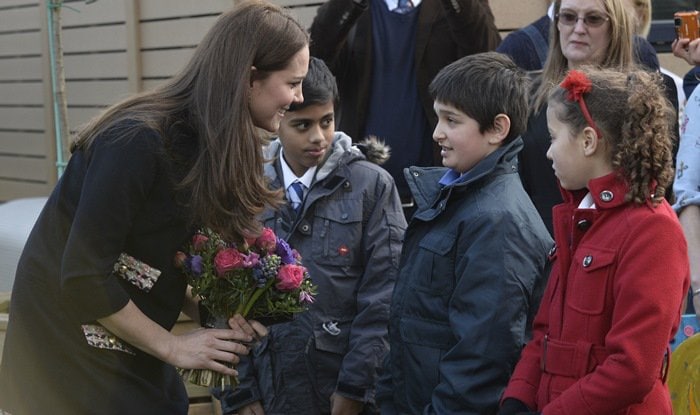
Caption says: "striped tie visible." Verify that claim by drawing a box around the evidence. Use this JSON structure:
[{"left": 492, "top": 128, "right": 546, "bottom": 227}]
[
  {"left": 289, "top": 181, "right": 305, "bottom": 214},
  {"left": 394, "top": 0, "right": 414, "bottom": 13}
]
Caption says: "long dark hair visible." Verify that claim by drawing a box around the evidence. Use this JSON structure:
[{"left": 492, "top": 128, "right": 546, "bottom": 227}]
[{"left": 70, "top": 0, "right": 309, "bottom": 242}]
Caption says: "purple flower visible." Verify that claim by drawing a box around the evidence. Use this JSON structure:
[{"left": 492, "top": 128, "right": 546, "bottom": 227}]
[
  {"left": 276, "top": 238, "right": 296, "bottom": 265},
  {"left": 252, "top": 268, "right": 267, "bottom": 288},
  {"left": 190, "top": 255, "right": 203, "bottom": 276},
  {"left": 299, "top": 290, "right": 315, "bottom": 304},
  {"left": 243, "top": 252, "right": 260, "bottom": 268}
]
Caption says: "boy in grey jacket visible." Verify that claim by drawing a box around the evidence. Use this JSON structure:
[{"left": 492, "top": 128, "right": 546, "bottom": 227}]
[
  {"left": 375, "top": 52, "right": 553, "bottom": 414},
  {"left": 220, "top": 58, "right": 406, "bottom": 415}
]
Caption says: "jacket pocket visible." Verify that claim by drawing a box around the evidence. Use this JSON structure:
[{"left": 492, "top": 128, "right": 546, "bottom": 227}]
[
  {"left": 313, "top": 318, "right": 352, "bottom": 355},
  {"left": 414, "top": 231, "right": 455, "bottom": 293},
  {"left": 397, "top": 317, "right": 451, "bottom": 406},
  {"left": 568, "top": 247, "right": 616, "bottom": 315},
  {"left": 399, "top": 317, "right": 452, "bottom": 349},
  {"left": 311, "top": 200, "right": 363, "bottom": 267}
]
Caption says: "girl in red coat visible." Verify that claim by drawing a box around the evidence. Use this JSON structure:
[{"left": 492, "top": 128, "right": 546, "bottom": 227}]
[{"left": 499, "top": 67, "right": 690, "bottom": 415}]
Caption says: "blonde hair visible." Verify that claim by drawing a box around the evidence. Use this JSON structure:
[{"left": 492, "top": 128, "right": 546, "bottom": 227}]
[
  {"left": 627, "top": 0, "right": 651, "bottom": 37},
  {"left": 534, "top": 0, "right": 636, "bottom": 110},
  {"left": 549, "top": 67, "right": 674, "bottom": 205},
  {"left": 71, "top": 0, "right": 309, "bottom": 242}
]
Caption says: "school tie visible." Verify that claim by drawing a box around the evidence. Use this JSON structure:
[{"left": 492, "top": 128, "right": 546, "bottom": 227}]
[
  {"left": 394, "top": 0, "right": 414, "bottom": 13},
  {"left": 289, "top": 181, "right": 306, "bottom": 214}
]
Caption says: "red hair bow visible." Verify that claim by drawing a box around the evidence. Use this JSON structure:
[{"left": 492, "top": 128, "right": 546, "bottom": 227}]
[
  {"left": 561, "top": 69, "right": 592, "bottom": 103},
  {"left": 559, "top": 69, "right": 601, "bottom": 137}
]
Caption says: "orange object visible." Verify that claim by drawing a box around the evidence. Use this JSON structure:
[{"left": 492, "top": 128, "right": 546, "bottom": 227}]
[{"left": 675, "top": 11, "right": 700, "bottom": 40}]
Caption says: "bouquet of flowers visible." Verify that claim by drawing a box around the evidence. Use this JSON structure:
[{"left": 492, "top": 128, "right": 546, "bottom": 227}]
[{"left": 174, "top": 227, "right": 316, "bottom": 390}]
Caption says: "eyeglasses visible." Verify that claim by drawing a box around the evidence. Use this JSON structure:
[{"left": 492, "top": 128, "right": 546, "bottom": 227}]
[{"left": 556, "top": 10, "right": 610, "bottom": 28}]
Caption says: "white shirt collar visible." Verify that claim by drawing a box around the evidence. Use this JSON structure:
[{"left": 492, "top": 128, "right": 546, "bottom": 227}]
[
  {"left": 280, "top": 149, "right": 316, "bottom": 190},
  {"left": 578, "top": 192, "right": 596, "bottom": 209},
  {"left": 383, "top": 0, "right": 422, "bottom": 10}
]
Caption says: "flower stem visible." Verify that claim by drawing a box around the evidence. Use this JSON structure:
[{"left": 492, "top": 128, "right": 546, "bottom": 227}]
[{"left": 241, "top": 277, "right": 276, "bottom": 317}]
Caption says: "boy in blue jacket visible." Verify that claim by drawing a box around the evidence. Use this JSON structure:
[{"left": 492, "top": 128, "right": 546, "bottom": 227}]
[
  {"left": 375, "top": 51, "right": 553, "bottom": 414},
  {"left": 220, "top": 58, "right": 406, "bottom": 414}
]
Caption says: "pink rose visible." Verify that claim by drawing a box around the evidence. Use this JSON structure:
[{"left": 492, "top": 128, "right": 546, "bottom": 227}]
[
  {"left": 244, "top": 235, "right": 257, "bottom": 248},
  {"left": 192, "top": 234, "right": 209, "bottom": 252},
  {"left": 214, "top": 248, "right": 245, "bottom": 277},
  {"left": 276, "top": 264, "right": 305, "bottom": 291},
  {"left": 255, "top": 227, "right": 277, "bottom": 253}
]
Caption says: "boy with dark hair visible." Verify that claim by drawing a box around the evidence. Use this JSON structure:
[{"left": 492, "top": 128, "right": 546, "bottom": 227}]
[
  {"left": 221, "top": 57, "right": 406, "bottom": 415},
  {"left": 375, "top": 51, "right": 553, "bottom": 414}
]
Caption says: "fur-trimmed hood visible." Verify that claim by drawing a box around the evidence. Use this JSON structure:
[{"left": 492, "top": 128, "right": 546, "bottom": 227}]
[{"left": 263, "top": 132, "right": 391, "bottom": 182}]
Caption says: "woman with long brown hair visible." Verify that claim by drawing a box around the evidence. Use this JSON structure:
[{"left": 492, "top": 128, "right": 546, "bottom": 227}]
[{"left": 0, "top": 1, "right": 308, "bottom": 414}]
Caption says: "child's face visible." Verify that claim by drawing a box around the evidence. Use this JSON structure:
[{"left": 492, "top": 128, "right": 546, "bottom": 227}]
[
  {"left": 278, "top": 101, "right": 335, "bottom": 177},
  {"left": 432, "top": 100, "right": 498, "bottom": 174},
  {"left": 545, "top": 103, "right": 591, "bottom": 190}
]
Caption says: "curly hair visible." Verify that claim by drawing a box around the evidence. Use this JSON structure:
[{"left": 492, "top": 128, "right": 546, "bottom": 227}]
[{"left": 549, "top": 67, "right": 675, "bottom": 206}]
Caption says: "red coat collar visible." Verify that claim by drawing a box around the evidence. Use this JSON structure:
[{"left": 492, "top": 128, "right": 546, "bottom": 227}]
[{"left": 559, "top": 172, "right": 630, "bottom": 209}]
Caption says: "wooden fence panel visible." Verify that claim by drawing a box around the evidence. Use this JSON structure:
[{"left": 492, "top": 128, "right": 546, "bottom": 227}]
[
  {"left": 0, "top": 83, "right": 43, "bottom": 106},
  {"left": 0, "top": 180, "right": 51, "bottom": 201},
  {"left": 61, "top": 0, "right": 126, "bottom": 26},
  {"left": 0, "top": 107, "right": 44, "bottom": 131},
  {"left": 289, "top": 4, "right": 319, "bottom": 29},
  {"left": 140, "top": 16, "right": 219, "bottom": 49},
  {"left": 62, "top": 25, "right": 127, "bottom": 53},
  {"left": 491, "top": 0, "right": 548, "bottom": 31},
  {"left": 65, "top": 80, "right": 131, "bottom": 106},
  {"left": 0, "top": 155, "right": 49, "bottom": 182},
  {"left": 0, "top": 32, "right": 42, "bottom": 57},
  {"left": 0, "top": 57, "right": 42, "bottom": 81},
  {"left": 63, "top": 52, "right": 129, "bottom": 79},
  {"left": 0, "top": 131, "right": 45, "bottom": 156},
  {"left": 1, "top": 0, "right": 40, "bottom": 7},
  {"left": 0, "top": 3, "right": 40, "bottom": 33},
  {"left": 138, "top": 0, "right": 234, "bottom": 20},
  {"left": 66, "top": 107, "right": 104, "bottom": 132},
  {"left": 141, "top": 48, "right": 196, "bottom": 79}
]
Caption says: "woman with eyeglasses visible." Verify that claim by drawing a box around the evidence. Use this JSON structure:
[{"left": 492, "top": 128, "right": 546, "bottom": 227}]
[{"left": 516, "top": 0, "right": 640, "bottom": 236}]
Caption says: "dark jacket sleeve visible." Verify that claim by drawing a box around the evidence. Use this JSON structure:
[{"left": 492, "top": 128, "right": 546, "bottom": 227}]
[
  {"left": 309, "top": 0, "right": 368, "bottom": 72},
  {"left": 335, "top": 168, "right": 407, "bottom": 401},
  {"left": 60, "top": 130, "right": 161, "bottom": 322},
  {"left": 437, "top": 0, "right": 501, "bottom": 54},
  {"left": 375, "top": 351, "right": 398, "bottom": 414},
  {"left": 216, "top": 343, "right": 263, "bottom": 414}
]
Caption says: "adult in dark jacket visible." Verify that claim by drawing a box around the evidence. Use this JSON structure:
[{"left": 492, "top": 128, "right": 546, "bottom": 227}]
[
  {"left": 496, "top": 1, "right": 660, "bottom": 72},
  {"left": 309, "top": 0, "right": 500, "bottom": 205},
  {"left": 376, "top": 52, "right": 553, "bottom": 414},
  {"left": 0, "top": 3, "right": 307, "bottom": 414},
  {"left": 220, "top": 57, "right": 406, "bottom": 415}
]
